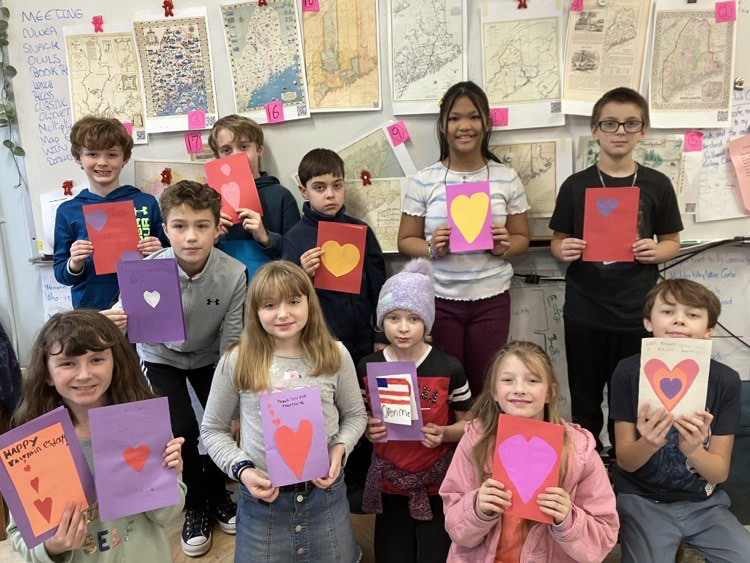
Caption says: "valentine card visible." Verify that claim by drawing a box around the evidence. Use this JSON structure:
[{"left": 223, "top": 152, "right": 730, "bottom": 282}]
[
  {"left": 89, "top": 398, "right": 181, "bottom": 521},
  {"left": 366, "top": 362, "right": 424, "bottom": 441},
  {"left": 314, "top": 221, "right": 367, "bottom": 294},
  {"left": 116, "top": 258, "right": 185, "bottom": 344},
  {"left": 0, "top": 407, "right": 95, "bottom": 548},
  {"left": 638, "top": 338, "right": 712, "bottom": 418},
  {"left": 205, "top": 153, "right": 262, "bottom": 224},
  {"left": 83, "top": 201, "right": 141, "bottom": 274},
  {"left": 492, "top": 414, "right": 564, "bottom": 524},
  {"left": 582, "top": 187, "right": 639, "bottom": 262},
  {"left": 446, "top": 182, "right": 494, "bottom": 252},
  {"left": 260, "top": 387, "right": 329, "bottom": 487}
]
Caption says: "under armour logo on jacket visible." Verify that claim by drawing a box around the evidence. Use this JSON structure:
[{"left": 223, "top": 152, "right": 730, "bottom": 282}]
[{"left": 206, "top": 298, "right": 220, "bottom": 305}]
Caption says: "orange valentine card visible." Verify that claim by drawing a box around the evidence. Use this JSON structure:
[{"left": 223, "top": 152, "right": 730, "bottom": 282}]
[
  {"left": 492, "top": 414, "right": 564, "bottom": 524},
  {"left": 83, "top": 201, "right": 141, "bottom": 275},
  {"left": 582, "top": 187, "right": 639, "bottom": 262},
  {"left": 205, "top": 153, "right": 262, "bottom": 224},
  {"left": 314, "top": 221, "right": 367, "bottom": 294}
]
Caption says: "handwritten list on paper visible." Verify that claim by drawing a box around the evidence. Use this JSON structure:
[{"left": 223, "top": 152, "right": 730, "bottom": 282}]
[{"left": 728, "top": 135, "right": 750, "bottom": 213}]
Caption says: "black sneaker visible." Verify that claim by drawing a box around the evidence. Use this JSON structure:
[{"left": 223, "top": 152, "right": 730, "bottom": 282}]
[
  {"left": 209, "top": 491, "right": 237, "bottom": 535},
  {"left": 181, "top": 505, "right": 212, "bottom": 557}
]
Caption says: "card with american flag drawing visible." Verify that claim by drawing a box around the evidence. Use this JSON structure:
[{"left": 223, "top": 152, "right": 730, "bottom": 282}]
[{"left": 366, "top": 361, "right": 424, "bottom": 441}]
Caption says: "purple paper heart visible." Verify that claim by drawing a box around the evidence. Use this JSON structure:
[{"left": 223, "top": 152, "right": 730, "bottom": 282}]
[
  {"left": 595, "top": 198, "right": 618, "bottom": 217},
  {"left": 85, "top": 210, "right": 108, "bottom": 232},
  {"left": 120, "top": 251, "right": 142, "bottom": 262},
  {"left": 497, "top": 434, "right": 557, "bottom": 504},
  {"left": 660, "top": 378, "right": 682, "bottom": 399}
]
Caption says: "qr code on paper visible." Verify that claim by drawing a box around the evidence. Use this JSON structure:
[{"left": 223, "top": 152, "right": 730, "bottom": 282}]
[
  {"left": 717, "top": 111, "right": 729, "bottom": 122},
  {"left": 297, "top": 104, "right": 308, "bottom": 117},
  {"left": 136, "top": 130, "right": 146, "bottom": 141},
  {"left": 550, "top": 101, "right": 562, "bottom": 113},
  {"left": 206, "top": 115, "right": 217, "bottom": 127},
  {"left": 685, "top": 203, "right": 696, "bottom": 213}
]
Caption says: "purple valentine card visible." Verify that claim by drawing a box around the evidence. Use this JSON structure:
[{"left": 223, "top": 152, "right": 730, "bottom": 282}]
[
  {"left": 260, "top": 387, "right": 329, "bottom": 487},
  {"left": 116, "top": 258, "right": 185, "bottom": 344},
  {"left": 446, "top": 181, "right": 494, "bottom": 252},
  {"left": 0, "top": 407, "right": 95, "bottom": 548},
  {"left": 89, "top": 398, "right": 181, "bottom": 521},
  {"left": 366, "top": 362, "right": 424, "bottom": 441}
]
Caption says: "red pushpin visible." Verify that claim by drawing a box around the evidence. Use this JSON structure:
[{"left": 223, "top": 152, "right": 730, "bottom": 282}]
[
  {"left": 360, "top": 170, "right": 372, "bottom": 186},
  {"left": 92, "top": 16, "right": 103, "bottom": 33},
  {"left": 161, "top": 168, "right": 172, "bottom": 185},
  {"left": 62, "top": 180, "right": 73, "bottom": 196},
  {"left": 162, "top": 0, "right": 174, "bottom": 17}
]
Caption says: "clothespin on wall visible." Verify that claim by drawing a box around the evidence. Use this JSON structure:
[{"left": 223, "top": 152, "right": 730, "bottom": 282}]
[
  {"left": 92, "top": 16, "right": 103, "bottom": 33},
  {"left": 162, "top": 0, "right": 175, "bottom": 17}
]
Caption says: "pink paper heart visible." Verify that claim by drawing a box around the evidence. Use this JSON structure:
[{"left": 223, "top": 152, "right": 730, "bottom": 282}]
[
  {"left": 497, "top": 434, "right": 557, "bottom": 504},
  {"left": 221, "top": 182, "right": 241, "bottom": 210},
  {"left": 220, "top": 163, "right": 232, "bottom": 176},
  {"left": 85, "top": 210, "right": 108, "bottom": 232}
]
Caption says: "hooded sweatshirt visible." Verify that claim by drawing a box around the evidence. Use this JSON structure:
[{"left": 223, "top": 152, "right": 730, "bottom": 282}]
[{"left": 53, "top": 186, "right": 167, "bottom": 310}]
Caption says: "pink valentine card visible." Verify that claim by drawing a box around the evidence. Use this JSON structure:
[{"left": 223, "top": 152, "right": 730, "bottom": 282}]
[
  {"left": 205, "top": 153, "right": 262, "bottom": 224},
  {"left": 446, "top": 181, "right": 494, "bottom": 252},
  {"left": 638, "top": 338, "right": 712, "bottom": 418},
  {"left": 582, "top": 187, "right": 639, "bottom": 262},
  {"left": 492, "top": 414, "right": 564, "bottom": 524},
  {"left": 83, "top": 201, "right": 141, "bottom": 274},
  {"left": 260, "top": 387, "right": 329, "bottom": 487}
]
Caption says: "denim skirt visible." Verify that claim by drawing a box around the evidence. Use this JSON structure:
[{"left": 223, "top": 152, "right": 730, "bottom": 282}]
[{"left": 235, "top": 472, "right": 361, "bottom": 562}]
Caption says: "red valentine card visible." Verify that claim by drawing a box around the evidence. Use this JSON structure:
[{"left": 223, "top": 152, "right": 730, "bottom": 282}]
[
  {"left": 83, "top": 201, "right": 141, "bottom": 275},
  {"left": 582, "top": 187, "right": 639, "bottom": 263},
  {"left": 204, "top": 153, "right": 262, "bottom": 224},
  {"left": 314, "top": 221, "right": 367, "bottom": 294},
  {"left": 492, "top": 414, "right": 564, "bottom": 524}
]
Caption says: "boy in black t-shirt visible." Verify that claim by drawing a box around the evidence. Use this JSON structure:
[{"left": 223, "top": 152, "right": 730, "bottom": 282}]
[
  {"left": 610, "top": 279, "right": 750, "bottom": 562},
  {"left": 549, "top": 87, "right": 683, "bottom": 451}
]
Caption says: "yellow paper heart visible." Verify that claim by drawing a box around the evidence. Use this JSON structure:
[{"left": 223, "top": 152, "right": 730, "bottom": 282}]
[
  {"left": 321, "top": 241, "right": 361, "bottom": 277},
  {"left": 450, "top": 193, "right": 490, "bottom": 243}
]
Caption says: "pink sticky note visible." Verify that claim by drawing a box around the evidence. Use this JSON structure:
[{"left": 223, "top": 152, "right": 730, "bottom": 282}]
[
  {"left": 490, "top": 108, "right": 509, "bottom": 127},
  {"left": 388, "top": 121, "right": 409, "bottom": 146},
  {"left": 123, "top": 122, "right": 133, "bottom": 137},
  {"left": 184, "top": 133, "right": 203, "bottom": 154},
  {"left": 302, "top": 0, "right": 320, "bottom": 11},
  {"left": 684, "top": 131, "right": 704, "bottom": 152},
  {"left": 265, "top": 101, "right": 285, "bottom": 124},
  {"left": 715, "top": 1, "right": 736, "bottom": 23},
  {"left": 570, "top": 0, "right": 584, "bottom": 11},
  {"left": 187, "top": 110, "right": 206, "bottom": 130}
]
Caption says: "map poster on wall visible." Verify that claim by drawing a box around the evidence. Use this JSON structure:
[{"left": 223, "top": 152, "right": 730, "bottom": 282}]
[
  {"left": 133, "top": 7, "right": 218, "bottom": 133},
  {"left": 344, "top": 178, "right": 405, "bottom": 253},
  {"left": 562, "top": 0, "right": 652, "bottom": 116},
  {"left": 220, "top": 0, "right": 310, "bottom": 124},
  {"left": 302, "top": 0, "right": 381, "bottom": 112},
  {"left": 489, "top": 138, "right": 572, "bottom": 218},
  {"left": 649, "top": 0, "right": 735, "bottom": 128},
  {"left": 388, "top": 0, "right": 467, "bottom": 115},
  {"left": 481, "top": 2, "right": 563, "bottom": 130},
  {"left": 63, "top": 24, "right": 148, "bottom": 144},
  {"left": 133, "top": 160, "right": 206, "bottom": 201}
]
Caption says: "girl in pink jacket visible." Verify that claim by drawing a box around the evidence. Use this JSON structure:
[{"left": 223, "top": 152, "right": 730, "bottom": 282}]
[{"left": 439, "top": 341, "right": 619, "bottom": 562}]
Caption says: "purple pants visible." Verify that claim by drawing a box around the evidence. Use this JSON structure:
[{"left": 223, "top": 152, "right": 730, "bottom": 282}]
[{"left": 431, "top": 292, "right": 511, "bottom": 396}]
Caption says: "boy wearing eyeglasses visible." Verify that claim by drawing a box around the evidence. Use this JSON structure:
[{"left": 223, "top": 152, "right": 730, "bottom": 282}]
[{"left": 548, "top": 87, "right": 683, "bottom": 456}]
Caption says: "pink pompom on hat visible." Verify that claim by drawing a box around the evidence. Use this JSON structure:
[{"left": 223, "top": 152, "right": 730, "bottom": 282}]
[{"left": 376, "top": 258, "right": 436, "bottom": 334}]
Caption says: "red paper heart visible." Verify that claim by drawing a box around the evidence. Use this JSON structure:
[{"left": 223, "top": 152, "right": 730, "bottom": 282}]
[
  {"left": 274, "top": 420, "right": 312, "bottom": 479},
  {"left": 643, "top": 359, "right": 699, "bottom": 411},
  {"left": 23, "top": 465, "right": 31, "bottom": 472},
  {"left": 123, "top": 444, "right": 150, "bottom": 472},
  {"left": 34, "top": 497, "right": 53, "bottom": 522},
  {"left": 30, "top": 477, "right": 39, "bottom": 492}
]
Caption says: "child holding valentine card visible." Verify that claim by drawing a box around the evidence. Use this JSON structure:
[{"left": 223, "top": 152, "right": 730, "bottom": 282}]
[
  {"left": 200, "top": 260, "right": 367, "bottom": 562},
  {"left": 102, "top": 181, "right": 246, "bottom": 557},
  {"left": 398, "top": 81, "right": 530, "bottom": 397},
  {"left": 282, "top": 148, "right": 387, "bottom": 367},
  {"left": 53, "top": 116, "right": 168, "bottom": 310},
  {"left": 357, "top": 259, "right": 472, "bottom": 563},
  {"left": 611, "top": 279, "right": 750, "bottom": 562},
  {"left": 208, "top": 115, "right": 300, "bottom": 264},
  {"left": 549, "top": 87, "right": 683, "bottom": 453},
  {"left": 7, "top": 310, "right": 186, "bottom": 562},
  {"left": 440, "top": 341, "right": 618, "bottom": 563}
]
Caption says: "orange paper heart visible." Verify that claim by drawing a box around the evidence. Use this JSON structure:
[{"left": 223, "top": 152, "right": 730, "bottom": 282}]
[
  {"left": 274, "top": 420, "right": 313, "bottom": 479},
  {"left": 643, "top": 359, "right": 699, "bottom": 411}
]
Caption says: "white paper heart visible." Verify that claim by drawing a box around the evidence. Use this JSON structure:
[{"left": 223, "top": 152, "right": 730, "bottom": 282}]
[
  {"left": 143, "top": 290, "right": 161, "bottom": 309},
  {"left": 220, "top": 163, "right": 231, "bottom": 176}
]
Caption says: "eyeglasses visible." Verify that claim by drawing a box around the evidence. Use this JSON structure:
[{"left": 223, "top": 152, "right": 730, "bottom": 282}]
[{"left": 597, "top": 119, "right": 645, "bottom": 133}]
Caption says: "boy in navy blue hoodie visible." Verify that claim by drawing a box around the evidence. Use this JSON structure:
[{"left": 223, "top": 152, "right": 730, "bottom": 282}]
[
  {"left": 282, "top": 148, "right": 387, "bottom": 366},
  {"left": 53, "top": 116, "right": 167, "bottom": 310}
]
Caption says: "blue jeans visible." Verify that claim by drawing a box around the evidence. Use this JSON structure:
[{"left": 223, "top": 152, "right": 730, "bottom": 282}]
[{"left": 235, "top": 472, "right": 361, "bottom": 562}]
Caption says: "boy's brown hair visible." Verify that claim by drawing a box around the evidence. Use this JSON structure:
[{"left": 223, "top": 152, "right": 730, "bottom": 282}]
[
  {"left": 590, "top": 87, "right": 650, "bottom": 129},
  {"left": 643, "top": 279, "right": 721, "bottom": 328},
  {"left": 208, "top": 114, "right": 264, "bottom": 157},
  {"left": 159, "top": 180, "right": 221, "bottom": 225},
  {"left": 298, "top": 148, "right": 345, "bottom": 187},
  {"left": 70, "top": 116, "right": 134, "bottom": 161}
]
